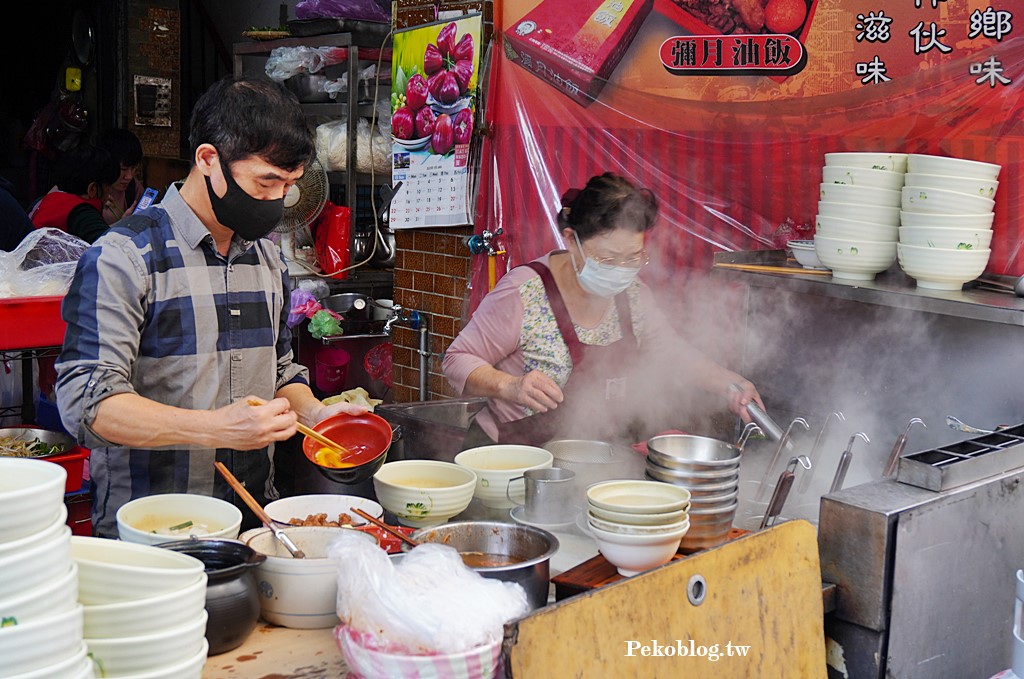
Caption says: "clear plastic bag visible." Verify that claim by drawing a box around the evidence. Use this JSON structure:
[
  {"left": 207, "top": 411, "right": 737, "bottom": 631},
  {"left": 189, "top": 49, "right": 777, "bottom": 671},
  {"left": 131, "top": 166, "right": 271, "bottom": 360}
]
[
  {"left": 0, "top": 228, "right": 88, "bottom": 298},
  {"left": 295, "top": 0, "right": 390, "bottom": 23},
  {"left": 264, "top": 46, "right": 347, "bottom": 81},
  {"left": 328, "top": 530, "right": 529, "bottom": 655},
  {"left": 315, "top": 120, "right": 349, "bottom": 171},
  {"left": 316, "top": 118, "right": 391, "bottom": 173}
]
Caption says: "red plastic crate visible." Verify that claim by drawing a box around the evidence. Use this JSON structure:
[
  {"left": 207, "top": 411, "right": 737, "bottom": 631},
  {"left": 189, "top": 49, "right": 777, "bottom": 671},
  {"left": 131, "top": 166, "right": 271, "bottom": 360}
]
[{"left": 0, "top": 296, "right": 67, "bottom": 350}]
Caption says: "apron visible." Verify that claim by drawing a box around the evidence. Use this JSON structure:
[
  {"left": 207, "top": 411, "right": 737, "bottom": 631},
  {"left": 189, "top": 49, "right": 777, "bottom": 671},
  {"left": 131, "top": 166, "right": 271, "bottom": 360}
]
[{"left": 496, "top": 260, "right": 637, "bottom": 446}]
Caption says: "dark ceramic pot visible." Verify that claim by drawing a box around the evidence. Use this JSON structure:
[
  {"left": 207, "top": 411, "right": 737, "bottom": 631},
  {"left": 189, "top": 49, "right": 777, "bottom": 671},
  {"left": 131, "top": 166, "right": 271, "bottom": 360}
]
[{"left": 157, "top": 538, "right": 265, "bottom": 655}]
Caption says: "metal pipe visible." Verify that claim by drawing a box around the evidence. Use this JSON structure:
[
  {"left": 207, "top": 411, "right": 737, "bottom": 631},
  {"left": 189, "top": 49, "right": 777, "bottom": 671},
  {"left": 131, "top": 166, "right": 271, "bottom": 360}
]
[{"left": 417, "top": 313, "right": 430, "bottom": 402}]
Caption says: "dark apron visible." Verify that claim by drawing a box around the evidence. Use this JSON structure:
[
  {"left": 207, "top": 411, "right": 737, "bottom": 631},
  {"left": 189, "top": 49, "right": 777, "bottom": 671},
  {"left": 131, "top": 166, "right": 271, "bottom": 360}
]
[{"left": 495, "top": 261, "right": 637, "bottom": 446}]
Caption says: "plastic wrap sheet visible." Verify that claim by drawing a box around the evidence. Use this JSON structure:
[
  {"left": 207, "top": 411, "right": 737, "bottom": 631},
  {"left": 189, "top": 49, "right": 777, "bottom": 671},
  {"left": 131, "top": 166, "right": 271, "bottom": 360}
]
[{"left": 468, "top": 25, "right": 1024, "bottom": 313}]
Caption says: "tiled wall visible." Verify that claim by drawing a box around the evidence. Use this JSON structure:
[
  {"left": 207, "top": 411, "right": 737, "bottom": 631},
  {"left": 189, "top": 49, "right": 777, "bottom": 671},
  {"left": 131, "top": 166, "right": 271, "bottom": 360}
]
[{"left": 390, "top": 0, "right": 492, "bottom": 402}]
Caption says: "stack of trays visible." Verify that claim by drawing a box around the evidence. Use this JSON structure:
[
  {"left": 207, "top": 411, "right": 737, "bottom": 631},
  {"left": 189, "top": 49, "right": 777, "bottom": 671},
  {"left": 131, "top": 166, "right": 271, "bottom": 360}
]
[
  {"left": 898, "top": 153, "right": 1001, "bottom": 290},
  {"left": 645, "top": 435, "right": 740, "bottom": 552},
  {"left": 814, "top": 152, "right": 907, "bottom": 281},
  {"left": 75, "top": 536, "right": 210, "bottom": 678},
  {"left": 0, "top": 459, "right": 92, "bottom": 679},
  {"left": 584, "top": 480, "right": 691, "bottom": 577}
]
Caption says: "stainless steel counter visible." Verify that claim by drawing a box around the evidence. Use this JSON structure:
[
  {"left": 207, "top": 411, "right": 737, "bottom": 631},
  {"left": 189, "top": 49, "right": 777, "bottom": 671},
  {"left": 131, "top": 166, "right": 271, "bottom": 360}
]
[{"left": 712, "top": 250, "right": 1024, "bottom": 326}]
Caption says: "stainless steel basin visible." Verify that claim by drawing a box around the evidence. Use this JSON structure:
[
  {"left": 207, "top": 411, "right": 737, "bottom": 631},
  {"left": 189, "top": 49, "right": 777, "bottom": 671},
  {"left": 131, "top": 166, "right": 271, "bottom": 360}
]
[{"left": 376, "top": 398, "right": 488, "bottom": 463}]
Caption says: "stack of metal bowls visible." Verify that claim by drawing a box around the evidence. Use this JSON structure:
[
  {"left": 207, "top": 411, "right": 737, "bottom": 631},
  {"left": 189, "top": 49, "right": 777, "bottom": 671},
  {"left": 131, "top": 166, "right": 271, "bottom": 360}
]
[{"left": 644, "top": 435, "right": 740, "bottom": 553}]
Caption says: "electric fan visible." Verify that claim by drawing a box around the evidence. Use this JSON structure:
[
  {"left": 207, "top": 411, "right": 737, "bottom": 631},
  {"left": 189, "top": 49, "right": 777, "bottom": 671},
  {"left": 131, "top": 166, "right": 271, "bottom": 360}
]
[{"left": 275, "top": 156, "right": 329, "bottom": 275}]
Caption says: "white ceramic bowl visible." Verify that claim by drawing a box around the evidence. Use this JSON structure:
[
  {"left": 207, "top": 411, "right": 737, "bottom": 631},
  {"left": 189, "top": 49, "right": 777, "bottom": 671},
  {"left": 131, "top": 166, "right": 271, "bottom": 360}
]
[
  {"left": 98, "top": 638, "right": 208, "bottom": 679},
  {"left": 589, "top": 521, "right": 689, "bottom": 577},
  {"left": 897, "top": 243, "right": 992, "bottom": 290},
  {"left": 898, "top": 227, "right": 993, "bottom": 250},
  {"left": 815, "top": 215, "right": 899, "bottom": 242},
  {"left": 901, "top": 186, "right": 995, "bottom": 215},
  {"left": 588, "top": 503, "right": 688, "bottom": 525},
  {"left": 116, "top": 493, "right": 243, "bottom": 545},
  {"left": 900, "top": 210, "right": 995, "bottom": 228},
  {"left": 83, "top": 574, "right": 206, "bottom": 638},
  {"left": 454, "top": 445, "right": 554, "bottom": 509},
  {"left": 245, "top": 526, "right": 378, "bottom": 629},
  {"left": 907, "top": 153, "right": 1001, "bottom": 180},
  {"left": 0, "top": 603, "right": 83, "bottom": 675},
  {"left": 588, "top": 514, "right": 690, "bottom": 536},
  {"left": 903, "top": 172, "right": 998, "bottom": 200},
  {"left": 71, "top": 535, "right": 205, "bottom": 605},
  {"left": 0, "top": 502, "right": 67, "bottom": 560},
  {"left": 85, "top": 610, "right": 207, "bottom": 676},
  {"left": 264, "top": 494, "right": 384, "bottom": 527},
  {"left": 817, "top": 200, "right": 901, "bottom": 226},
  {"left": 0, "top": 524, "right": 71, "bottom": 600},
  {"left": 373, "top": 460, "right": 477, "bottom": 527},
  {"left": 819, "top": 182, "right": 902, "bottom": 208},
  {"left": 2, "top": 642, "right": 90, "bottom": 679},
  {"left": 788, "top": 240, "right": 827, "bottom": 269},
  {"left": 587, "top": 480, "right": 691, "bottom": 514},
  {"left": 824, "top": 152, "right": 908, "bottom": 172},
  {"left": 336, "top": 624, "right": 502, "bottom": 679},
  {"left": 0, "top": 458, "right": 67, "bottom": 543},
  {"left": 813, "top": 235, "right": 897, "bottom": 281},
  {"left": 822, "top": 165, "right": 906, "bottom": 191},
  {"left": 0, "top": 560, "right": 78, "bottom": 626}
]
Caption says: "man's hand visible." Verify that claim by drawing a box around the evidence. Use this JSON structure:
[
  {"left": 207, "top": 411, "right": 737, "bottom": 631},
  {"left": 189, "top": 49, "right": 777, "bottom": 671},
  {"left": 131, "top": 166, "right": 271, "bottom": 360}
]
[
  {"left": 501, "top": 370, "right": 564, "bottom": 413},
  {"left": 214, "top": 396, "right": 298, "bottom": 449}
]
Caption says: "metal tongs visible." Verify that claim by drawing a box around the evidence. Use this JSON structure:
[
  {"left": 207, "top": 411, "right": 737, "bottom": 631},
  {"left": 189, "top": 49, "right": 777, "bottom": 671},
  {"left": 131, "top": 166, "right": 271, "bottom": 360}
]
[
  {"left": 829, "top": 432, "right": 871, "bottom": 493},
  {"left": 755, "top": 417, "right": 810, "bottom": 504},
  {"left": 883, "top": 418, "right": 926, "bottom": 478},
  {"left": 760, "top": 455, "right": 812, "bottom": 530}
]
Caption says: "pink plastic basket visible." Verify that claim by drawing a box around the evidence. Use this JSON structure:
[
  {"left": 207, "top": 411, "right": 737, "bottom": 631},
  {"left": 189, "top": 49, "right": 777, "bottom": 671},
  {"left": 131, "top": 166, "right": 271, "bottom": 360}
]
[{"left": 334, "top": 624, "right": 502, "bottom": 679}]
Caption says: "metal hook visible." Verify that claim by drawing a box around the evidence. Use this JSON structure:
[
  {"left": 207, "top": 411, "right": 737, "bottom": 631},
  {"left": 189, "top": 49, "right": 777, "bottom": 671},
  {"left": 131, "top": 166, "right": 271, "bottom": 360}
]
[
  {"left": 756, "top": 417, "right": 810, "bottom": 503},
  {"left": 883, "top": 418, "right": 926, "bottom": 478},
  {"left": 736, "top": 422, "right": 763, "bottom": 451},
  {"left": 829, "top": 432, "right": 870, "bottom": 494},
  {"left": 799, "top": 411, "right": 846, "bottom": 493}
]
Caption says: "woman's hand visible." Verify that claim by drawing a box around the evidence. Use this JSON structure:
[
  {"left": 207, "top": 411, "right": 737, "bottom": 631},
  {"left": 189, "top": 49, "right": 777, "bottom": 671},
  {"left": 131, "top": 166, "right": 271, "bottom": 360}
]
[
  {"left": 501, "top": 370, "right": 564, "bottom": 413},
  {"left": 725, "top": 379, "right": 764, "bottom": 423},
  {"left": 307, "top": 400, "right": 368, "bottom": 427}
]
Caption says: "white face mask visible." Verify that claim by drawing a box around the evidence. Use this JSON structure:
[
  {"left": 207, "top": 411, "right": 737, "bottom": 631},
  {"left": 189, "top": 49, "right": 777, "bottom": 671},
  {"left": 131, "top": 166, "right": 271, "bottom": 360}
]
[{"left": 569, "top": 231, "right": 640, "bottom": 298}]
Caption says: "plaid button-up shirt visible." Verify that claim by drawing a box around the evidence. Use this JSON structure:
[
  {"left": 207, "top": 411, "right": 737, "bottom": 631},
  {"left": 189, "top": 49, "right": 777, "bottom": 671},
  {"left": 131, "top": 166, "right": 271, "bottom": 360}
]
[{"left": 56, "top": 184, "right": 308, "bottom": 537}]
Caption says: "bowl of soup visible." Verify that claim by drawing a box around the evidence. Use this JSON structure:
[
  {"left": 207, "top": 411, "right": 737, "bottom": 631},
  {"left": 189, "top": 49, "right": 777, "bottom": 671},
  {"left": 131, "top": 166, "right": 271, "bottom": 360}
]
[
  {"left": 302, "top": 412, "right": 393, "bottom": 485},
  {"left": 372, "top": 460, "right": 476, "bottom": 528},
  {"left": 116, "top": 493, "right": 243, "bottom": 546}
]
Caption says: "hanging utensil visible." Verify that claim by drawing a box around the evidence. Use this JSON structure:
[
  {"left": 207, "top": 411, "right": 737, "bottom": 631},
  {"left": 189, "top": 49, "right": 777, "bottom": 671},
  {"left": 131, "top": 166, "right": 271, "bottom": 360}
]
[
  {"left": 797, "top": 411, "right": 845, "bottom": 493},
  {"left": 760, "top": 455, "right": 811, "bottom": 530},
  {"left": 214, "top": 461, "right": 305, "bottom": 559},
  {"left": 735, "top": 422, "right": 763, "bottom": 451},
  {"left": 883, "top": 418, "right": 926, "bottom": 478},
  {"left": 755, "top": 417, "right": 810, "bottom": 504},
  {"left": 829, "top": 432, "right": 871, "bottom": 494}
]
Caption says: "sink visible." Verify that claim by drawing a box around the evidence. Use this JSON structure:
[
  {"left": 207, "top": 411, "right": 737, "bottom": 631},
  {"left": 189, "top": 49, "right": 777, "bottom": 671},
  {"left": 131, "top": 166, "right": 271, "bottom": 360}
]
[{"left": 376, "top": 398, "right": 488, "bottom": 463}]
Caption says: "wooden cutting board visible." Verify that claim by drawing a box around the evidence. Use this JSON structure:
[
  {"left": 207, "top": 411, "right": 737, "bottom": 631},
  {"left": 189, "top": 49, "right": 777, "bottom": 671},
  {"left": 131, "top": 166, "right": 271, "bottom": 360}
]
[{"left": 504, "top": 520, "right": 826, "bottom": 678}]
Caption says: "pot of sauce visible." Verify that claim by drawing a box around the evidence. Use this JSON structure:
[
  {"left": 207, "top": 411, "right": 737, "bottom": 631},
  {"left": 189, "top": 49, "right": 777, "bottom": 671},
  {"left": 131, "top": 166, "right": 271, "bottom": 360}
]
[{"left": 405, "top": 521, "right": 559, "bottom": 610}]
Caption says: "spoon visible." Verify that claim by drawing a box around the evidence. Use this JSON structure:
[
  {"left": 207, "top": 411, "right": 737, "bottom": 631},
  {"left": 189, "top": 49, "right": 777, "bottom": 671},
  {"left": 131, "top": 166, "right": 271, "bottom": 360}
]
[{"left": 214, "top": 461, "right": 305, "bottom": 559}]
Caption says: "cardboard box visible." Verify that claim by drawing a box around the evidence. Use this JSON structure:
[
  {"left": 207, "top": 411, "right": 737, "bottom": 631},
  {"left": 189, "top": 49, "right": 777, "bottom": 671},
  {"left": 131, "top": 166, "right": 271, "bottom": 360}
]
[{"left": 504, "top": 0, "right": 655, "bottom": 106}]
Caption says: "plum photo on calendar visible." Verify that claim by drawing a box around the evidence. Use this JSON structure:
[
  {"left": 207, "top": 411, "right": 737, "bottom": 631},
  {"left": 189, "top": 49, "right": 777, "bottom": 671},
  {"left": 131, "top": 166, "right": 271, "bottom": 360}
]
[{"left": 389, "top": 14, "right": 481, "bottom": 228}]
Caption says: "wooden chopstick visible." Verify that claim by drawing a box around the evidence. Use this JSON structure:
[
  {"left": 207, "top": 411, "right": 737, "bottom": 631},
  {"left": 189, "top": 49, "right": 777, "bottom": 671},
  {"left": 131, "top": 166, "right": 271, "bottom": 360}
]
[
  {"left": 713, "top": 262, "right": 833, "bottom": 276},
  {"left": 351, "top": 507, "right": 420, "bottom": 548},
  {"left": 213, "top": 461, "right": 306, "bottom": 558},
  {"left": 245, "top": 397, "right": 353, "bottom": 458}
]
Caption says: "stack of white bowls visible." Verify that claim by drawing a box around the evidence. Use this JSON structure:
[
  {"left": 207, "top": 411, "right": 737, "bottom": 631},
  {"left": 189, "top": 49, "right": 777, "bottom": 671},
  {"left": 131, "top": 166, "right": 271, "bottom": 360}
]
[
  {"left": 584, "top": 480, "right": 690, "bottom": 577},
  {"left": 644, "top": 434, "right": 741, "bottom": 552},
  {"left": 0, "top": 459, "right": 92, "bottom": 679},
  {"left": 814, "top": 152, "right": 907, "bottom": 281},
  {"left": 74, "top": 536, "right": 210, "bottom": 678},
  {"left": 898, "top": 153, "right": 1001, "bottom": 290}
]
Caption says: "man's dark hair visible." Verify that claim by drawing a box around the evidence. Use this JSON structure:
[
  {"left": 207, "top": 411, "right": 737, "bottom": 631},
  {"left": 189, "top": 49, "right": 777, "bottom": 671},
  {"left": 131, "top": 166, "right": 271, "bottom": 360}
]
[
  {"left": 53, "top": 146, "right": 119, "bottom": 196},
  {"left": 98, "top": 128, "right": 144, "bottom": 168},
  {"left": 188, "top": 76, "right": 314, "bottom": 171}
]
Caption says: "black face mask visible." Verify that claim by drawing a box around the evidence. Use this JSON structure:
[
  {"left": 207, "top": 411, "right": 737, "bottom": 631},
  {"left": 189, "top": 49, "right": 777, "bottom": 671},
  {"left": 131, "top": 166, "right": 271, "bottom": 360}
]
[{"left": 204, "top": 156, "right": 283, "bottom": 241}]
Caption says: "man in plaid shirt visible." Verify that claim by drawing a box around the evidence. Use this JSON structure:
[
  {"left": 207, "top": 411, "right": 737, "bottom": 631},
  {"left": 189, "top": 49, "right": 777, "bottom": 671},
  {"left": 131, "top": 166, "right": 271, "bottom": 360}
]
[{"left": 56, "top": 77, "right": 363, "bottom": 537}]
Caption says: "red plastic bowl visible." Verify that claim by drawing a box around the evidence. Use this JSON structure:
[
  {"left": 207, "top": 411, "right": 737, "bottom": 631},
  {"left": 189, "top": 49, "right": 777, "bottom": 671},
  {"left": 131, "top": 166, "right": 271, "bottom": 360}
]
[{"left": 301, "top": 412, "right": 393, "bottom": 485}]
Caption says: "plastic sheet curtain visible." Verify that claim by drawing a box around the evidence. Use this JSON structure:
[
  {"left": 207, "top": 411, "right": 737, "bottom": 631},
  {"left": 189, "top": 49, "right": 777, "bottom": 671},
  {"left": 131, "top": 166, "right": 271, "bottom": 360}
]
[{"left": 467, "top": 1, "right": 1024, "bottom": 312}]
